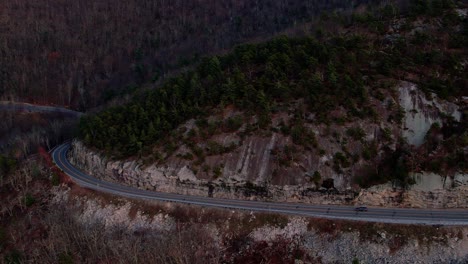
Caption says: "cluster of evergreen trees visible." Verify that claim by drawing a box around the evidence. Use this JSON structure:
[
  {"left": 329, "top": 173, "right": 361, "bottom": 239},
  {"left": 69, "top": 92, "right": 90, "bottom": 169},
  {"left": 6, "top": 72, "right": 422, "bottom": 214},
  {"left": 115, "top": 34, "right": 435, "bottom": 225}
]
[
  {"left": 79, "top": 35, "right": 373, "bottom": 156},
  {"left": 79, "top": 4, "right": 467, "bottom": 157},
  {"left": 0, "top": 155, "right": 16, "bottom": 182}
]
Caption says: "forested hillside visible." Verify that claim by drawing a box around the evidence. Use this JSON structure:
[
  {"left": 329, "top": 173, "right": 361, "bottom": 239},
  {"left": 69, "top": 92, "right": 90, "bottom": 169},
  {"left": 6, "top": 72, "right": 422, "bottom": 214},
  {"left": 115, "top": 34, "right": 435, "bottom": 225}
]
[
  {"left": 80, "top": 0, "right": 467, "bottom": 156},
  {"left": 0, "top": 0, "right": 379, "bottom": 109},
  {"left": 78, "top": 1, "right": 467, "bottom": 187},
  {"left": 1, "top": 1, "right": 468, "bottom": 263}
]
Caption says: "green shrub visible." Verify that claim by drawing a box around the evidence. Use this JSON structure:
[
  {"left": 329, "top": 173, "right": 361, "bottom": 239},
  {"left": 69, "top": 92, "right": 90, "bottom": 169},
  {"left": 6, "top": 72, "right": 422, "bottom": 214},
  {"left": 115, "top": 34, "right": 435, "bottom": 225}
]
[
  {"left": 206, "top": 141, "right": 223, "bottom": 155},
  {"left": 187, "top": 128, "right": 197, "bottom": 138},
  {"left": 195, "top": 118, "right": 208, "bottom": 129},
  {"left": 346, "top": 127, "right": 365, "bottom": 141},
  {"left": 23, "top": 194, "right": 36, "bottom": 207},
  {"left": 279, "top": 120, "right": 290, "bottom": 135},
  {"left": 312, "top": 171, "right": 321, "bottom": 186},
  {"left": 207, "top": 121, "right": 220, "bottom": 135},
  {"left": 0, "top": 227, "right": 6, "bottom": 249},
  {"left": 319, "top": 149, "right": 326, "bottom": 156},
  {"left": 0, "top": 155, "right": 16, "bottom": 178},
  {"left": 4, "top": 249, "right": 22, "bottom": 264},
  {"left": 225, "top": 115, "right": 243, "bottom": 131},
  {"left": 213, "top": 166, "right": 223, "bottom": 179},
  {"left": 395, "top": 107, "right": 405, "bottom": 124},
  {"left": 58, "top": 252, "right": 74, "bottom": 264},
  {"left": 191, "top": 145, "right": 205, "bottom": 162},
  {"left": 202, "top": 164, "right": 210, "bottom": 173},
  {"left": 51, "top": 173, "right": 60, "bottom": 186},
  {"left": 31, "top": 165, "right": 41, "bottom": 178},
  {"left": 333, "top": 152, "right": 350, "bottom": 172},
  {"left": 180, "top": 153, "right": 194, "bottom": 160},
  {"left": 382, "top": 127, "right": 392, "bottom": 141},
  {"left": 241, "top": 181, "right": 269, "bottom": 197},
  {"left": 362, "top": 148, "right": 372, "bottom": 161}
]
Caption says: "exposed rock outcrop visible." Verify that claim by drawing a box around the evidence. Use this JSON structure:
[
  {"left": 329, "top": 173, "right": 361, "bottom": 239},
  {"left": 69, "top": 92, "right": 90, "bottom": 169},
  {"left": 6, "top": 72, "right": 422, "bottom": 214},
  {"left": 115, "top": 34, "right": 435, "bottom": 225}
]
[
  {"left": 399, "top": 82, "right": 461, "bottom": 146},
  {"left": 69, "top": 139, "right": 358, "bottom": 203},
  {"left": 69, "top": 81, "right": 466, "bottom": 207}
]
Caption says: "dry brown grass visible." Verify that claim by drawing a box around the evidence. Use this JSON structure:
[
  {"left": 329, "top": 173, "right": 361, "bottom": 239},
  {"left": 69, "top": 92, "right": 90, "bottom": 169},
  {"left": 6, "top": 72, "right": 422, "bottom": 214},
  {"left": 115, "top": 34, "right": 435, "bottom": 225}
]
[
  {"left": 2, "top": 157, "right": 465, "bottom": 263},
  {"left": 307, "top": 217, "right": 462, "bottom": 253}
]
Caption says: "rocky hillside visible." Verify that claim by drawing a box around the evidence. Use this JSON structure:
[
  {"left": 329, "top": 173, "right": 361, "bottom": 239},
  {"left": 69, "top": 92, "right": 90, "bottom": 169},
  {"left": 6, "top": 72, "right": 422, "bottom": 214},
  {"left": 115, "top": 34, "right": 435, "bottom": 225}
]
[
  {"left": 70, "top": 80, "right": 464, "bottom": 193},
  {"left": 47, "top": 187, "right": 468, "bottom": 263},
  {"left": 1, "top": 154, "right": 467, "bottom": 263},
  {"left": 75, "top": 2, "right": 467, "bottom": 197}
]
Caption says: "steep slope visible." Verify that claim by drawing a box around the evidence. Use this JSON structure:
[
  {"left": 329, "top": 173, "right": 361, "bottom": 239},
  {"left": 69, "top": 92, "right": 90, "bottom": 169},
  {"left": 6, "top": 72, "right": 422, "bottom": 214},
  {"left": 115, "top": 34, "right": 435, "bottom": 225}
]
[{"left": 75, "top": 2, "right": 467, "bottom": 197}]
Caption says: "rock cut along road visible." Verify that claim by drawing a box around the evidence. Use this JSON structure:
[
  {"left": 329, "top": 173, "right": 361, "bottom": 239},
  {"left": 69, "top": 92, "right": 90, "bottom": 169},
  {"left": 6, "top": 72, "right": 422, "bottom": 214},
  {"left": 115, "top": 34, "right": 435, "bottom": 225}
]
[{"left": 52, "top": 142, "right": 468, "bottom": 225}]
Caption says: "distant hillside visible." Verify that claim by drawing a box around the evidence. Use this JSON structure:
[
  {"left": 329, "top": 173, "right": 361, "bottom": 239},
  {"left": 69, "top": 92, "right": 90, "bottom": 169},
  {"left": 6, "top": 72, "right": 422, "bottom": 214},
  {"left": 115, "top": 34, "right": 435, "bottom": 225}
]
[
  {"left": 0, "top": 0, "right": 381, "bottom": 109},
  {"left": 77, "top": 1, "right": 467, "bottom": 190}
]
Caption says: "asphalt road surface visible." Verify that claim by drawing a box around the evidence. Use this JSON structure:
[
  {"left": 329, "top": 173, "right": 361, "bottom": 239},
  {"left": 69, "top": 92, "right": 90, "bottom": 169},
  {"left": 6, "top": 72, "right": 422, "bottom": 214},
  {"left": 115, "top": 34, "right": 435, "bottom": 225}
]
[
  {"left": 52, "top": 142, "right": 468, "bottom": 225},
  {"left": 0, "top": 101, "right": 82, "bottom": 117}
]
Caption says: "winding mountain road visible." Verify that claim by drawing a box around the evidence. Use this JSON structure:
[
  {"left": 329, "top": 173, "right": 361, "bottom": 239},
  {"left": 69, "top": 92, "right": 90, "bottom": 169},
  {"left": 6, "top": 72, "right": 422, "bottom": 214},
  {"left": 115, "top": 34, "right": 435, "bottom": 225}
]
[
  {"left": 52, "top": 142, "right": 468, "bottom": 225},
  {"left": 0, "top": 101, "right": 82, "bottom": 117}
]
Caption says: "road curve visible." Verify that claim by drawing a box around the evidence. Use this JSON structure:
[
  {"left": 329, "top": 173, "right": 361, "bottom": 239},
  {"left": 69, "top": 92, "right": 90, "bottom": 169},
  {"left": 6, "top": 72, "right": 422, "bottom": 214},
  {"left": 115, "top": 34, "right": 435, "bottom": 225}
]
[
  {"left": 52, "top": 142, "right": 468, "bottom": 225},
  {"left": 0, "top": 101, "right": 82, "bottom": 117}
]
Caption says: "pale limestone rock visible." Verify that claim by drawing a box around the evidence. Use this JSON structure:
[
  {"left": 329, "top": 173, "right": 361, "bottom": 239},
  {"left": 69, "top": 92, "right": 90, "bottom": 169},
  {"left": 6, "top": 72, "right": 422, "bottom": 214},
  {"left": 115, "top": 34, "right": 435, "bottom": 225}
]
[
  {"left": 177, "top": 165, "right": 197, "bottom": 182},
  {"left": 399, "top": 82, "right": 461, "bottom": 146},
  {"left": 250, "top": 217, "right": 308, "bottom": 242}
]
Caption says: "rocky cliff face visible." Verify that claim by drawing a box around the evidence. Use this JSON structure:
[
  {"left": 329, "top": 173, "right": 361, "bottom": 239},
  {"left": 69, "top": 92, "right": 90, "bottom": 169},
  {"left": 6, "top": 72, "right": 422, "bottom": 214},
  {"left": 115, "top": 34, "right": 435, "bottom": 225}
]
[
  {"left": 69, "top": 81, "right": 466, "bottom": 206},
  {"left": 399, "top": 82, "right": 461, "bottom": 146},
  {"left": 69, "top": 139, "right": 358, "bottom": 203},
  {"left": 68, "top": 138, "right": 468, "bottom": 208}
]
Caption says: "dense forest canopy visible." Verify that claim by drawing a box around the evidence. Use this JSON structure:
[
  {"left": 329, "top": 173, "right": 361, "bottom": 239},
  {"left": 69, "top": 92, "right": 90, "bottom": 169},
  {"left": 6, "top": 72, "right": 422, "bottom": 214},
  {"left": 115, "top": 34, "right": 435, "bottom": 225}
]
[
  {"left": 0, "top": 0, "right": 381, "bottom": 109},
  {"left": 79, "top": 35, "right": 371, "bottom": 156},
  {"left": 79, "top": 0, "right": 467, "bottom": 158},
  {"left": 1, "top": 2, "right": 468, "bottom": 263}
]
